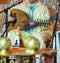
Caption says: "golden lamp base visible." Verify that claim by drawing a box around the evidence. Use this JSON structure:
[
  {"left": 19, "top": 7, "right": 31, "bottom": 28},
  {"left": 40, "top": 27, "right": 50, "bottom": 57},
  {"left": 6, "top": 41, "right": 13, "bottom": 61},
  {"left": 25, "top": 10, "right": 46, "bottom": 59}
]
[{"left": 24, "top": 48, "right": 35, "bottom": 55}]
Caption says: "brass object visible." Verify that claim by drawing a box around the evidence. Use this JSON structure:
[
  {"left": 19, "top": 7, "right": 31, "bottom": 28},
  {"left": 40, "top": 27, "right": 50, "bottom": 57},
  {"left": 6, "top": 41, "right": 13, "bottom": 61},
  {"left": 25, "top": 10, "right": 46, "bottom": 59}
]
[
  {"left": 0, "top": 56, "right": 4, "bottom": 63},
  {"left": 0, "top": 37, "right": 11, "bottom": 56},
  {"left": 22, "top": 35, "right": 40, "bottom": 54}
]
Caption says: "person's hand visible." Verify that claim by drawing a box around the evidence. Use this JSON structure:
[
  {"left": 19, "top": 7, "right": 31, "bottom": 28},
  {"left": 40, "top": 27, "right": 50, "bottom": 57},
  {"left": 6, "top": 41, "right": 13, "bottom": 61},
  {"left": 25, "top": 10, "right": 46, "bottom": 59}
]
[
  {"left": 29, "top": 22, "right": 35, "bottom": 25},
  {"left": 8, "top": 16, "right": 15, "bottom": 22}
]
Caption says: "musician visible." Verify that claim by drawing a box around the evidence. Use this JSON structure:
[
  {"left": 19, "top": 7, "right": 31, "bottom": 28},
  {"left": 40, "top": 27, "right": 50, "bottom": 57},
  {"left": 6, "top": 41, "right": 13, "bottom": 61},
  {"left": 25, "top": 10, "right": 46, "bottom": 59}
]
[
  {"left": 0, "top": 0, "right": 56, "bottom": 62},
  {"left": 7, "top": 1, "right": 57, "bottom": 63},
  {"left": 8, "top": 0, "right": 54, "bottom": 48},
  {"left": 0, "top": 0, "right": 56, "bottom": 48}
]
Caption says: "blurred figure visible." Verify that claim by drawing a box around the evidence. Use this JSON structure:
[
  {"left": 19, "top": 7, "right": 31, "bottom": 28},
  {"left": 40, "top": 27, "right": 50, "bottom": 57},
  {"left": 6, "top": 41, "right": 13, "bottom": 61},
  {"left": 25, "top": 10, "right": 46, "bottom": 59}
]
[
  {"left": 0, "top": 0, "right": 56, "bottom": 63},
  {"left": 8, "top": 0, "right": 52, "bottom": 49}
]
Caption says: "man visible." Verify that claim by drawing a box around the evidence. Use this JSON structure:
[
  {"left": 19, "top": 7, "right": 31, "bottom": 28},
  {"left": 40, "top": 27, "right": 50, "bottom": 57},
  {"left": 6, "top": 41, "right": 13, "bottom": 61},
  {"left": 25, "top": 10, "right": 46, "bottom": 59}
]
[
  {"left": 8, "top": 0, "right": 52, "bottom": 48},
  {"left": 0, "top": 0, "right": 56, "bottom": 48},
  {"left": 0, "top": 0, "right": 56, "bottom": 63}
]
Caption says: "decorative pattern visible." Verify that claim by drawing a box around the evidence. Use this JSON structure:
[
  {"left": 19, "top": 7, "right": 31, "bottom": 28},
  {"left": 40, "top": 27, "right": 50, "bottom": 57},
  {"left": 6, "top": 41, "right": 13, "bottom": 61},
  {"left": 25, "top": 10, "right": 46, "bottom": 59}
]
[
  {"left": 46, "top": 0, "right": 53, "bottom": 5},
  {"left": 46, "top": 0, "right": 56, "bottom": 7},
  {"left": 40, "top": 0, "right": 56, "bottom": 9}
]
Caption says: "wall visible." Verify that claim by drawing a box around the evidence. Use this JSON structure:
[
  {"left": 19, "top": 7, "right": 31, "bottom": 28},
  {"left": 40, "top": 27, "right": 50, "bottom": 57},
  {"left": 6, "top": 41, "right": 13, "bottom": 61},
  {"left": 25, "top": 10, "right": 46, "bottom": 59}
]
[{"left": 40, "top": 0, "right": 56, "bottom": 9}]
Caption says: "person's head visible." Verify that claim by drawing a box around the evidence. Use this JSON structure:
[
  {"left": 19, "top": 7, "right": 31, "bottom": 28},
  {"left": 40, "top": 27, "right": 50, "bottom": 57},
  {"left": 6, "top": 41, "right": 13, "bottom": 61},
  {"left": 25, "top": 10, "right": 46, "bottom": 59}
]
[{"left": 28, "top": 0, "right": 39, "bottom": 4}]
